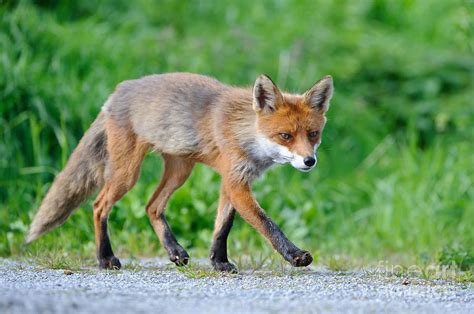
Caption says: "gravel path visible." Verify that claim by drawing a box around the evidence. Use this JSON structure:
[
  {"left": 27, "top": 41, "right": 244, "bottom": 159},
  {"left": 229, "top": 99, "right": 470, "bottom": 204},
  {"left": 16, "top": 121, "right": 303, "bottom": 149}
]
[{"left": 0, "top": 258, "right": 472, "bottom": 314}]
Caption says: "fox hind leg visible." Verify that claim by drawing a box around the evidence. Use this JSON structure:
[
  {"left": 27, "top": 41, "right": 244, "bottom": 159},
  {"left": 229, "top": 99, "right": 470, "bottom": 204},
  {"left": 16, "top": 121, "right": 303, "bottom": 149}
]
[
  {"left": 146, "top": 154, "right": 194, "bottom": 266},
  {"left": 210, "top": 186, "right": 237, "bottom": 273},
  {"left": 93, "top": 119, "right": 148, "bottom": 269}
]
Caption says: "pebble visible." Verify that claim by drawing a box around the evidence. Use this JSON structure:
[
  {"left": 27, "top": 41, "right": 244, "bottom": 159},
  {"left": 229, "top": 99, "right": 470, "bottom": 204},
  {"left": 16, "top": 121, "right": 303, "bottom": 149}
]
[{"left": 0, "top": 258, "right": 472, "bottom": 314}]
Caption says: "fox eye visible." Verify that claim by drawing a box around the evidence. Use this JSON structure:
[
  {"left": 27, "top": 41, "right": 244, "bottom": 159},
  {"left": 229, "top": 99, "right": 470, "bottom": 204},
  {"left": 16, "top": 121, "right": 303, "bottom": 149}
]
[
  {"left": 279, "top": 133, "right": 292, "bottom": 140},
  {"left": 308, "top": 130, "right": 319, "bottom": 138}
]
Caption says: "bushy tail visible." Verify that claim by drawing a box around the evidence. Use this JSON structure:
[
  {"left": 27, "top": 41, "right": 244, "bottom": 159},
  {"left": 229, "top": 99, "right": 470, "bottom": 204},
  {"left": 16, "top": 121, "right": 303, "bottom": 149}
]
[{"left": 26, "top": 113, "right": 108, "bottom": 244}]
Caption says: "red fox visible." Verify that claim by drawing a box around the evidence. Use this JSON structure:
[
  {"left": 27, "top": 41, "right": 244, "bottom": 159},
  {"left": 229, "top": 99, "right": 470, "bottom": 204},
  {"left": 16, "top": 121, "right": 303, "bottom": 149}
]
[{"left": 26, "top": 73, "right": 333, "bottom": 272}]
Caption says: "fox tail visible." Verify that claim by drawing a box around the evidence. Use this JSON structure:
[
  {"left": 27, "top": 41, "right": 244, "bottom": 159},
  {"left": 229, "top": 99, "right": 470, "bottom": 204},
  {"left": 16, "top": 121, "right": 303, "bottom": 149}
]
[{"left": 25, "top": 113, "right": 108, "bottom": 244}]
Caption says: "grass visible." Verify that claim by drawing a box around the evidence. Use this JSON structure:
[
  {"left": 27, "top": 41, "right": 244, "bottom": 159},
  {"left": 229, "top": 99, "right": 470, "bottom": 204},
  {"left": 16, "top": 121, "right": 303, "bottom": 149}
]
[
  {"left": 22, "top": 249, "right": 95, "bottom": 271},
  {"left": 176, "top": 263, "right": 223, "bottom": 279},
  {"left": 438, "top": 246, "right": 474, "bottom": 271},
  {"left": 325, "top": 255, "right": 354, "bottom": 272},
  {"left": 387, "top": 263, "right": 474, "bottom": 283},
  {"left": 14, "top": 252, "right": 473, "bottom": 283},
  {"left": 1, "top": 0, "right": 473, "bottom": 270}
]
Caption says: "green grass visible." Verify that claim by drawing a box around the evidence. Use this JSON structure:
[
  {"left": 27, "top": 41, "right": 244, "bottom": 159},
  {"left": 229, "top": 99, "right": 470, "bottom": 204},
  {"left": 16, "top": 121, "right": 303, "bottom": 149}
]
[
  {"left": 176, "top": 263, "right": 224, "bottom": 279},
  {"left": 22, "top": 248, "right": 95, "bottom": 271},
  {"left": 1, "top": 0, "right": 473, "bottom": 270}
]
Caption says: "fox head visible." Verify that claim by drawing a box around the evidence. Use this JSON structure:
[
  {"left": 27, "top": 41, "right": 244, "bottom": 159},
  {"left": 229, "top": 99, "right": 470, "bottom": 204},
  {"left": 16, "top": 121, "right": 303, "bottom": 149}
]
[{"left": 252, "top": 74, "right": 333, "bottom": 172}]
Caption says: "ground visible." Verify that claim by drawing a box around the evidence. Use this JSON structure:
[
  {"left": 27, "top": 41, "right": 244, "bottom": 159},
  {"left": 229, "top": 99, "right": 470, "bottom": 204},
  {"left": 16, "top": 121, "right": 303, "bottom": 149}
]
[{"left": 0, "top": 258, "right": 472, "bottom": 314}]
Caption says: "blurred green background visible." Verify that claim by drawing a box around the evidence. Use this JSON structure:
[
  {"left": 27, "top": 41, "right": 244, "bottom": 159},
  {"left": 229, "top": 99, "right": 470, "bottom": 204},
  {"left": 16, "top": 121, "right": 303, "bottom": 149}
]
[{"left": 1, "top": 0, "right": 473, "bottom": 268}]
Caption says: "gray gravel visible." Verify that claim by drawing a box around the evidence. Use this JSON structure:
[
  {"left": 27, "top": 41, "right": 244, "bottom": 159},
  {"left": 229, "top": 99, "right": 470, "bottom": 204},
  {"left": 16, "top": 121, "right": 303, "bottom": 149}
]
[{"left": 0, "top": 258, "right": 472, "bottom": 314}]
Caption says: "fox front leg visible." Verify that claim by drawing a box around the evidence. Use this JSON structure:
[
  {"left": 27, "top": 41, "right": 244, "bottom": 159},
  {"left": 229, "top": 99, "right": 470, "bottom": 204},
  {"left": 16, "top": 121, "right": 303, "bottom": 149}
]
[{"left": 224, "top": 180, "right": 312, "bottom": 267}]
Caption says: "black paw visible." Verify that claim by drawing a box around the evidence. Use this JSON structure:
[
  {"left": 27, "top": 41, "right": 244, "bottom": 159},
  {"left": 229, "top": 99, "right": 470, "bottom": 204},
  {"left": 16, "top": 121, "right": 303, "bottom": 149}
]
[
  {"left": 290, "top": 250, "right": 313, "bottom": 267},
  {"left": 169, "top": 248, "right": 189, "bottom": 266},
  {"left": 212, "top": 261, "right": 238, "bottom": 273},
  {"left": 98, "top": 256, "right": 121, "bottom": 270}
]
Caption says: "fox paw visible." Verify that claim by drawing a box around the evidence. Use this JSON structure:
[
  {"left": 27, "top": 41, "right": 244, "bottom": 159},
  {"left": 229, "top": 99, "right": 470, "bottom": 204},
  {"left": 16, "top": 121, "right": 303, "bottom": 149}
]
[
  {"left": 99, "top": 256, "right": 121, "bottom": 270},
  {"left": 290, "top": 250, "right": 313, "bottom": 267},
  {"left": 169, "top": 248, "right": 189, "bottom": 266},
  {"left": 212, "top": 261, "right": 238, "bottom": 273}
]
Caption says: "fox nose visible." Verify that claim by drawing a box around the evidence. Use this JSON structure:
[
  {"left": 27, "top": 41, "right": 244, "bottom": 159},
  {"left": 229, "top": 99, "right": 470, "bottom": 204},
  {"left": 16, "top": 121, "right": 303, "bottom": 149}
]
[{"left": 304, "top": 156, "right": 316, "bottom": 167}]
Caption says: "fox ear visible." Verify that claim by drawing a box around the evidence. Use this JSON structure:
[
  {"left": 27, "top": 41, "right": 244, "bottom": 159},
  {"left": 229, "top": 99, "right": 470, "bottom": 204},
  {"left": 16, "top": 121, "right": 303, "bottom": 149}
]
[
  {"left": 304, "top": 75, "right": 333, "bottom": 113},
  {"left": 252, "top": 74, "right": 283, "bottom": 113}
]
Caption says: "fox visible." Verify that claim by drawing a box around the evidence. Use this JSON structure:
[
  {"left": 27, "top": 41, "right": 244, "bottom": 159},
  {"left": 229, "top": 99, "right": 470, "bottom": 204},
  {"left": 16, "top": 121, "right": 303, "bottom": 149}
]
[{"left": 26, "top": 72, "right": 333, "bottom": 273}]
